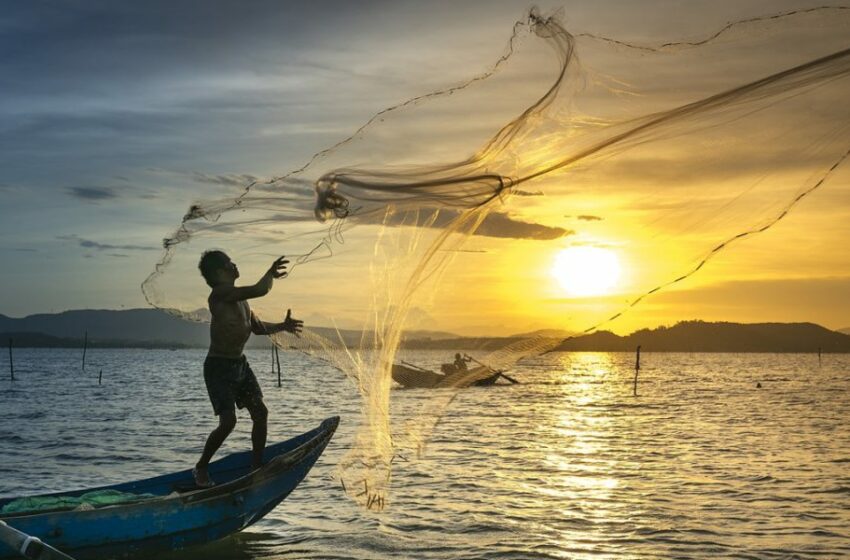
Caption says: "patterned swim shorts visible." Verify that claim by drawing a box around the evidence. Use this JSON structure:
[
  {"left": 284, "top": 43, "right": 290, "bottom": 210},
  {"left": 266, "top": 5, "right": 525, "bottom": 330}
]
[{"left": 203, "top": 355, "right": 264, "bottom": 416}]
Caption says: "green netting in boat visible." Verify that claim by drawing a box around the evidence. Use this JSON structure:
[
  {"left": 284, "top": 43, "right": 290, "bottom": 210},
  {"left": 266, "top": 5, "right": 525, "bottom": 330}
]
[{"left": 1, "top": 489, "right": 158, "bottom": 514}]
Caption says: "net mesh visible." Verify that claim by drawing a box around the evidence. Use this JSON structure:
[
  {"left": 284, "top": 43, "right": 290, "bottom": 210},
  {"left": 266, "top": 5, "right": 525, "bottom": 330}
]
[{"left": 142, "top": 7, "right": 850, "bottom": 509}]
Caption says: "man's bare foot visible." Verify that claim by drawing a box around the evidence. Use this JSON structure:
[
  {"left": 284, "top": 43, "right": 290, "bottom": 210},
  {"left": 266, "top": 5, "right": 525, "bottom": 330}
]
[{"left": 192, "top": 465, "right": 215, "bottom": 488}]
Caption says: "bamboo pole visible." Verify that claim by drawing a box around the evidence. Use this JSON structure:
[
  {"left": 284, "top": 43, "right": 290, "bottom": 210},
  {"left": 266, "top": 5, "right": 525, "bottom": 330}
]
[
  {"left": 98, "top": 369, "right": 103, "bottom": 385},
  {"left": 465, "top": 353, "right": 518, "bottom": 384},
  {"left": 818, "top": 347, "right": 822, "bottom": 367},
  {"left": 633, "top": 345, "right": 641, "bottom": 397},
  {"left": 81, "top": 330, "right": 88, "bottom": 371},
  {"left": 7, "top": 338, "right": 13, "bottom": 382},
  {"left": 275, "top": 345, "right": 282, "bottom": 387}
]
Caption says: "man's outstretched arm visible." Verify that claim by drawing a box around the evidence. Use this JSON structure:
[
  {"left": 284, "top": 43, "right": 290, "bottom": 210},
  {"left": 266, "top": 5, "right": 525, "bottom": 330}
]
[
  {"left": 213, "top": 257, "right": 288, "bottom": 303},
  {"left": 251, "top": 309, "right": 303, "bottom": 337}
]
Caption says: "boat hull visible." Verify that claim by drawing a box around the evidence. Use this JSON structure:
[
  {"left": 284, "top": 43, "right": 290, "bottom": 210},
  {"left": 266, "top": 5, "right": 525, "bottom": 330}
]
[
  {"left": 392, "top": 364, "right": 501, "bottom": 389},
  {"left": 0, "top": 417, "right": 339, "bottom": 559},
  {"left": 436, "top": 366, "right": 501, "bottom": 388},
  {"left": 391, "top": 364, "right": 443, "bottom": 388}
]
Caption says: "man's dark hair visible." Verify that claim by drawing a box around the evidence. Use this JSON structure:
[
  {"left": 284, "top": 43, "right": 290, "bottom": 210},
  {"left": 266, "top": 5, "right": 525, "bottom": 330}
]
[{"left": 198, "top": 250, "right": 230, "bottom": 287}]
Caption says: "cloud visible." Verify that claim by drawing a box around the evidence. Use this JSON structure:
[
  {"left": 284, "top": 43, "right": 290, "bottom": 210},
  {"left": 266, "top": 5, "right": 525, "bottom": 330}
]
[
  {"left": 66, "top": 186, "right": 116, "bottom": 201},
  {"left": 577, "top": 215, "right": 603, "bottom": 221},
  {"left": 57, "top": 234, "right": 158, "bottom": 252},
  {"left": 475, "top": 212, "right": 573, "bottom": 240},
  {"left": 192, "top": 172, "right": 260, "bottom": 187},
  {"left": 511, "top": 189, "right": 544, "bottom": 197},
  {"left": 363, "top": 209, "right": 573, "bottom": 240}
]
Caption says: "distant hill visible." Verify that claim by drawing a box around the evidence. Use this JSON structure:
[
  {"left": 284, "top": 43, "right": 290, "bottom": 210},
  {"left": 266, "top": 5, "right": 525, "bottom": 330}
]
[
  {"left": 840, "top": 327, "right": 850, "bottom": 335},
  {"left": 0, "top": 309, "right": 458, "bottom": 349},
  {"left": 1, "top": 331, "right": 197, "bottom": 349},
  {"left": 551, "top": 321, "right": 850, "bottom": 353},
  {"left": 510, "top": 328, "right": 574, "bottom": 339},
  {"left": 2, "top": 331, "right": 85, "bottom": 348},
  {"left": 3, "top": 311, "right": 848, "bottom": 352},
  {"left": 0, "top": 309, "right": 211, "bottom": 348}
]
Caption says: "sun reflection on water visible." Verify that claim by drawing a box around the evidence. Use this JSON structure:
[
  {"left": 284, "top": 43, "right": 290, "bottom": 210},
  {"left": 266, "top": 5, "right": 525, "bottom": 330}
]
[{"left": 540, "top": 353, "right": 624, "bottom": 519}]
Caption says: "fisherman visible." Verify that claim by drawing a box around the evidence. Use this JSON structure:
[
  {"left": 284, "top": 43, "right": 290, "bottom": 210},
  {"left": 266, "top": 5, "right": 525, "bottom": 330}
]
[
  {"left": 453, "top": 352, "right": 472, "bottom": 372},
  {"left": 193, "top": 251, "right": 303, "bottom": 487}
]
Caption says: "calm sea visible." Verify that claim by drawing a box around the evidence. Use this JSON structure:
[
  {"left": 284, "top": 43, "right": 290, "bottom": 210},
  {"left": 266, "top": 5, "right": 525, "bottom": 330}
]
[{"left": 1, "top": 348, "right": 849, "bottom": 559}]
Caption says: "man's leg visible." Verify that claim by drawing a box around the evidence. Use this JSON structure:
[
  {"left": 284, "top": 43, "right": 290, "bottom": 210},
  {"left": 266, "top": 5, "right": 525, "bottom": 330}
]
[
  {"left": 195, "top": 410, "right": 237, "bottom": 484},
  {"left": 247, "top": 400, "right": 268, "bottom": 470}
]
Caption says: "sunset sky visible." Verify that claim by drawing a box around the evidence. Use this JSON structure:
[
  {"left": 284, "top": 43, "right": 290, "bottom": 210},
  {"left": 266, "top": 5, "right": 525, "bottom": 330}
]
[{"left": 1, "top": 0, "right": 848, "bottom": 336}]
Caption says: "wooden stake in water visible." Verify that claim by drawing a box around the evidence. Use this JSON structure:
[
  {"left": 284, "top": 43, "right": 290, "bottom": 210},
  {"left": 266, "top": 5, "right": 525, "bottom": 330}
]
[
  {"left": 818, "top": 347, "right": 822, "bottom": 367},
  {"left": 98, "top": 369, "right": 103, "bottom": 385},
  {"left": 7, "top": 338, "right": 13, "bottom": 382},
  {"left": 81, "top": 330, "right": 88, "bottom": 371},
  {"left": 275, "top": 345, "right": 282, "bottom": 388},
  {"left": 633, "top": 345, "right": 641, "bottom": 397}
]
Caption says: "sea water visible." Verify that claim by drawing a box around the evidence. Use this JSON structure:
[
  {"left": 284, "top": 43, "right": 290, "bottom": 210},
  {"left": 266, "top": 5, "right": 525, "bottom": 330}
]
[{"left": 1, "top": 349, "right": 848, "bottom": 559}]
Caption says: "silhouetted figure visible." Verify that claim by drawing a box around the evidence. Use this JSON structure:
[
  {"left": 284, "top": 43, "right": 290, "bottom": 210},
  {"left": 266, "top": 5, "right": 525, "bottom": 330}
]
[
  {"left": 193, "top": 251, "right": 303, "bottom": 487},
  {"left": 453, "top": 353, "right": 472, "bottom": 372},
  {"left": 756, "top": 382, "right": 762, "bottom": 389}
]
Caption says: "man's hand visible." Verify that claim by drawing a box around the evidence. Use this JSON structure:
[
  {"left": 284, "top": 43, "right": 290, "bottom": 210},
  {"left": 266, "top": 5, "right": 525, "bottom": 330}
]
[
  {"left": 268, "top": 256, "right": 290, "bottom": 279},
  {"left": 282, "top": 308, "right": 303, "bottom": 337}
]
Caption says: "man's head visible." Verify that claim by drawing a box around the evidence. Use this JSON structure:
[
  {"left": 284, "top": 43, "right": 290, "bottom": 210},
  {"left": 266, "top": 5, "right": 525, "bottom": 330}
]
[{"left": 198, "top": 250, "right": 239, "bottom": 287}]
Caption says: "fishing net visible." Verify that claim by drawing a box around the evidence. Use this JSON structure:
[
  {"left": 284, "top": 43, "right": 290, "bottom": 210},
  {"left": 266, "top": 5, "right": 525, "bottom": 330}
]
[
  {"left": 1, "top": 490, "right": 157, "bottom": 515},
  {"left": 142, "top": 7, "right": 850, "bottom": 510}
]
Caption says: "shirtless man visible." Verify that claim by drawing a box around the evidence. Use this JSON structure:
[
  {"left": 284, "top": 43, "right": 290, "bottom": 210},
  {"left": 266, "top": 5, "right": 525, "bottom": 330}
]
[{"left": 193, "top": 250, "right": 303, "bottom": 487}]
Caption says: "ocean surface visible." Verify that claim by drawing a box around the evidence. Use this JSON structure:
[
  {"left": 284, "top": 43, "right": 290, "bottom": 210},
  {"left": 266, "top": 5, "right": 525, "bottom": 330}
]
[{"left": 1, "top": 348, "right": 849, "bottom": 559}]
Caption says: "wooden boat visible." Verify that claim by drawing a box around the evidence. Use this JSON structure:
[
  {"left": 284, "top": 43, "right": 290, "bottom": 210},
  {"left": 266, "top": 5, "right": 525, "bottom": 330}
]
[
  {"left": 391, "top": 363, "right": 444, "bottom": 388},
  {"left": 391, "top": 363, "right": 502, "bottom": 389},
  {"left": 0, "top": 417, "right": 339, "bottom": 560}
]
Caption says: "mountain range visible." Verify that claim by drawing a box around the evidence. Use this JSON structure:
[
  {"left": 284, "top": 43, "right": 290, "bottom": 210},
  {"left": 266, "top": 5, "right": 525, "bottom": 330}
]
[
  {"left": 550, "top": 321, "right": 850, "bottom": 353},
  {"left": 0, "top": 309, "right": 456, "bottom": 349},
  {"left": 1, "top": 309, "right": 849, "bottom": 352}
]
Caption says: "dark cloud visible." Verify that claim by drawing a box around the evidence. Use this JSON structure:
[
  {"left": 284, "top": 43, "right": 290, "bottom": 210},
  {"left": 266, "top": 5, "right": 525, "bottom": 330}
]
[
  {"left": 192, "top": 172, "right": 260, "bottom": 187},
  {"left": 57, "top": 234, "right": 158, "bottom": 252},
  {"left": 475, "top": 212, "right": 573, "bottom": 240},
  {"left": 65, "top": 183, "right": 157, "bottom": 201},
  {"left": 66, "top": 186, "right": 117, "bottom": 201},
  {"left": 363, "top": 209, "right": 573, "bottom": 241},
  {"left": 511, "top": 189, "right": 544, "bottom": 197},
  {"left": 577, "top": 215, "right": 603, "bottom": 221}
]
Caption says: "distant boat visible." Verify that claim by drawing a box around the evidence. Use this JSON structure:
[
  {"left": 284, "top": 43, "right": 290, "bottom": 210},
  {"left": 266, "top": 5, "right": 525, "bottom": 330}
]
[
  {"left": 391, "top": 362, "right": 502, "bottom": 388},
  {"left": 0, "top": 417, "right": 339, "bottom": 559}
]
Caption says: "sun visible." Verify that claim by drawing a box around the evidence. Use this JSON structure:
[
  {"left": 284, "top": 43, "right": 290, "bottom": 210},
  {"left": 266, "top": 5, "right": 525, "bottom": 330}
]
[{"left": 552, "top": 247, "right": 621, "bottom": 297}]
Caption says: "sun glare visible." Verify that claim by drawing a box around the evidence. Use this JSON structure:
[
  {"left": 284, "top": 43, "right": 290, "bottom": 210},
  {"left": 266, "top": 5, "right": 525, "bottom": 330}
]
[{"left": 552, "top": 247, "right": 621, "bottom": 297}]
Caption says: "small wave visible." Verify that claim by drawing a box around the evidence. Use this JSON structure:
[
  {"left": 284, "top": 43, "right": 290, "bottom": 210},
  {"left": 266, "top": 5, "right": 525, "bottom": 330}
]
[
  {"left": 16, "top": 411, "right": 46, "bottom": 420},
  {"left": 815, "top": 486, "right": 850, "bottom": 495}
]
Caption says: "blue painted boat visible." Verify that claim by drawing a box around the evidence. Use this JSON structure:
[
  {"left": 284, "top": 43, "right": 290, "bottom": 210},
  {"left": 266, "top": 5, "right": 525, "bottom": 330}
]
[{"left": 0, "top": 416, "right": 339, "bottom": 559}]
